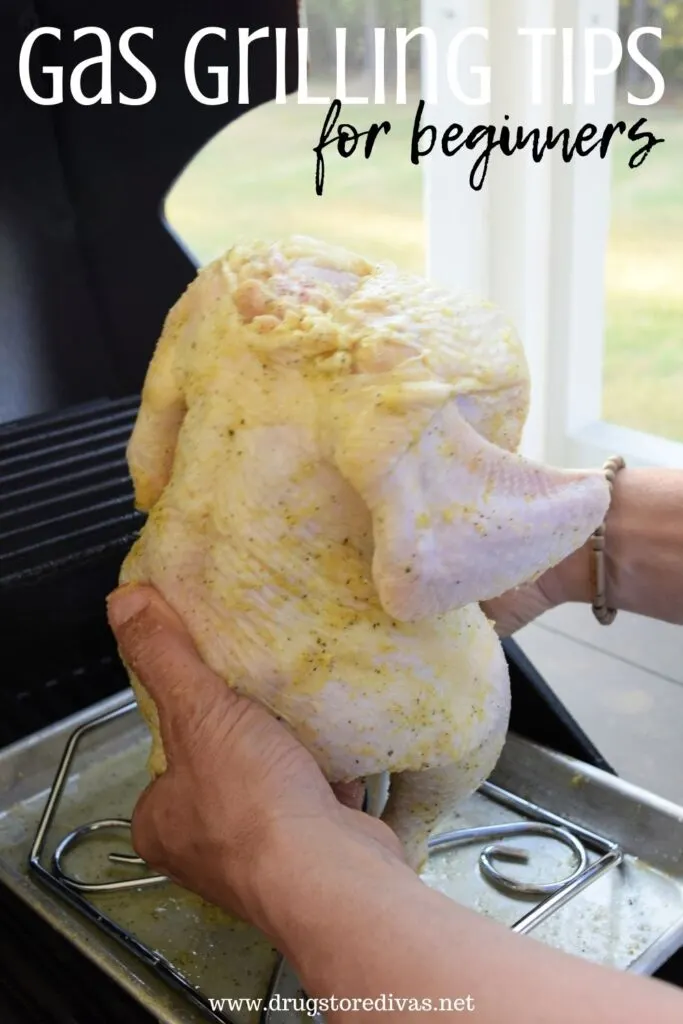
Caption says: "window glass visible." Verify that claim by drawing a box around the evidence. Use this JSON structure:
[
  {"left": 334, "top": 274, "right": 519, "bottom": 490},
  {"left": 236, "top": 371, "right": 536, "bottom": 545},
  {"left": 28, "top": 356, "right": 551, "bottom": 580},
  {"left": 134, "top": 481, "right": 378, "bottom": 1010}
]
[
  {"left": 603, "top": 0, "right": 683, "bottom": 442},
  {"left": 165, "top": 0, "right": 424, "bottom": 272}
]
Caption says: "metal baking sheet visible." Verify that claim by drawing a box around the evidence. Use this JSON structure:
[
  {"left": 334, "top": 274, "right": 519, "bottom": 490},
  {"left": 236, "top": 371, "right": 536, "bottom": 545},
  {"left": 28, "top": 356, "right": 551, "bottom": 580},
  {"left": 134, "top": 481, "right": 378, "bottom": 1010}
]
[{"left": 1, "top": 690, "right": 683, "bottom": 1024}]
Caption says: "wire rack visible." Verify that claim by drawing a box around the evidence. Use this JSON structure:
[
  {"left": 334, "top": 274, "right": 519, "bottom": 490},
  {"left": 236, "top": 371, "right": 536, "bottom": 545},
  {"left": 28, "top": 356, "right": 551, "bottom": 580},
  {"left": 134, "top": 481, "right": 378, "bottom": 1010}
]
[{"left": 28, "top": 700, "right": 623, "bottom": 1024}]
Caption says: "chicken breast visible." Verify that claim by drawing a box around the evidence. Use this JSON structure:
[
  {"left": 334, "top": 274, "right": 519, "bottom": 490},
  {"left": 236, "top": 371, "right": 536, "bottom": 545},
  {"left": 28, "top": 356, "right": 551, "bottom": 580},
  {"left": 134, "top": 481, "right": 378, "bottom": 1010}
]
[{"left": 120, "top": 236, "right": 609, "bottom": 869}]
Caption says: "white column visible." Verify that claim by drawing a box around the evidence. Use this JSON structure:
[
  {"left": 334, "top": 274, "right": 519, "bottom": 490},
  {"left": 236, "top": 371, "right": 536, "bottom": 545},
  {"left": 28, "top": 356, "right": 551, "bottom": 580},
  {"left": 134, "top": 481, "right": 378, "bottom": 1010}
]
[
  {"left": 545, "top": 0, "right": 619, "bottom": 466},
  {"left": 422, "top": 0, "right": 491, "bottom": 297},
  {"left": 486, "top": 0, "right": 556, "bottom": 462}
]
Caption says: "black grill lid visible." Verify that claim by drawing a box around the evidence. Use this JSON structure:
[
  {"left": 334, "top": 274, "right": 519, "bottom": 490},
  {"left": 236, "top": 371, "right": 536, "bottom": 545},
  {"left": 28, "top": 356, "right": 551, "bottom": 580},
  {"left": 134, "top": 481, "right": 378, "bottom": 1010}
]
[
  {"left": 0, "top": 0, "right": 299, "bottom": 427},
  {"left": 0, "top": 0, "right": 301, "bottom": 750}
]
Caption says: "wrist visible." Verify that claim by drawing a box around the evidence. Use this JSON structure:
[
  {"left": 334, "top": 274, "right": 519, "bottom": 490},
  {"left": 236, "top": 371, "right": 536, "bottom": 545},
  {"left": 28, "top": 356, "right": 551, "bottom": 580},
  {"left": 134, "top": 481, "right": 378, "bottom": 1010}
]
[
  {"left": 242, "top": 818, "right": 336, "bottom": 941},
  {"left": 245, "top": 816, "right": 415, "bottom": 981},
  {"left": 601, "top": 467, "right": 671, "bottom": 619}
]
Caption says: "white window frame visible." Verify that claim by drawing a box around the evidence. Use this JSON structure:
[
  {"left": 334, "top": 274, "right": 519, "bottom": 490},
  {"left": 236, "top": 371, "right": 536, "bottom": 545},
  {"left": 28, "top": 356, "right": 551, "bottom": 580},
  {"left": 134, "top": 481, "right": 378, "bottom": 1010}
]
[{"left": 423, "top": 0, "right": 683, "bottom": 469}]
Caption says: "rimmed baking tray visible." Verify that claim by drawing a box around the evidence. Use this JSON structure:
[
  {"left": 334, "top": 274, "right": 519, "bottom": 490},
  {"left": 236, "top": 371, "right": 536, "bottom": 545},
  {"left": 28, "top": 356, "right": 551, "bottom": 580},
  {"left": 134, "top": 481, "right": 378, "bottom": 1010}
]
[{"left": 1, "top": 690, "right": 683, "bottom": 1024}]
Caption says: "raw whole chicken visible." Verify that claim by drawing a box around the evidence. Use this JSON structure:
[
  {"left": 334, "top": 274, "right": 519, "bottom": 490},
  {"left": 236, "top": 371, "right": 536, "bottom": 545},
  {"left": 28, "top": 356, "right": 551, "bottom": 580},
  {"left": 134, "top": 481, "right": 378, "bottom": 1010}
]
[{"left": 119, "top": 236, "right": 609, "bottom": 870}]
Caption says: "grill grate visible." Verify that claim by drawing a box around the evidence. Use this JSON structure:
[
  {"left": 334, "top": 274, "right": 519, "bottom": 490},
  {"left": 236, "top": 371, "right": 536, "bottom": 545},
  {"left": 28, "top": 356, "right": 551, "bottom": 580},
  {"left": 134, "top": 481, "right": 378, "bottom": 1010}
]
[
  {"left": 0, "top": 654, "right": 129, "bottom": 750},
  {"left": 0, "top": 396, "right": 143, "bottom": 584},
  {"left": 0, "top": 396, "right": 145, "bottom": 746}
]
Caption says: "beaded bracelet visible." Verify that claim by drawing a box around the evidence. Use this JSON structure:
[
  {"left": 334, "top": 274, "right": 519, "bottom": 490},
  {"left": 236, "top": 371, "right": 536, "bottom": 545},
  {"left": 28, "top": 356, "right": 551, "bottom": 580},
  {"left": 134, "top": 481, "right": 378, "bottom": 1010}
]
[{"left": 591, "top": 455, "right": 626, "bottom": 625}]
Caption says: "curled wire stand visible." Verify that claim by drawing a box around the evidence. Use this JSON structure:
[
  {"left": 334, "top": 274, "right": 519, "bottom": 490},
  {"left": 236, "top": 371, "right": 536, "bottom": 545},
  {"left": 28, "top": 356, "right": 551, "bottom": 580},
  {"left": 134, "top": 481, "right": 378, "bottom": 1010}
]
[{"left": 29, "top": 700, "right": 623, "bottom": 1024}]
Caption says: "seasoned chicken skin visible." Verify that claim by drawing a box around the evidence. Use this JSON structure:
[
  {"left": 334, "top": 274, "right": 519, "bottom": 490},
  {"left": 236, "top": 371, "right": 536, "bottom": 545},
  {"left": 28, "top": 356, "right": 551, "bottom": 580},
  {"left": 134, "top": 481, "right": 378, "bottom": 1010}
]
[{"left": 120, "top": 237, "right": 609, "bottom": 869}]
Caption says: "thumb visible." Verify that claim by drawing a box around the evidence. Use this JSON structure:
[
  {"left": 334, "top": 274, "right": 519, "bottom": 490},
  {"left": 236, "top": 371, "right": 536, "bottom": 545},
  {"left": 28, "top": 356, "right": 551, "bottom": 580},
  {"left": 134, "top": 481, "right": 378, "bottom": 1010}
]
[{"left": 107, "top": 584, "right": 236, "bottom": 759}]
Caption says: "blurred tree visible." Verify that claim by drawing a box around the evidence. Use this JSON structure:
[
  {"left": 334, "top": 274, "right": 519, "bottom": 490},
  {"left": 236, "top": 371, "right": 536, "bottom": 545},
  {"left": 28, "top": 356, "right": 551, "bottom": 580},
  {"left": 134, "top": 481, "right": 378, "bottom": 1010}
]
[
  {"left": 619, "top": 0, "right": 683, "bottom": 91},
  {"left": 303, "top": 0, "right": 683, "bottom": 93},
  {"left": 304, "top": 0, "right": 421, "bottom": 79},
  {"left": 660, "top": 0, "right": 683, "bottom": 88}
]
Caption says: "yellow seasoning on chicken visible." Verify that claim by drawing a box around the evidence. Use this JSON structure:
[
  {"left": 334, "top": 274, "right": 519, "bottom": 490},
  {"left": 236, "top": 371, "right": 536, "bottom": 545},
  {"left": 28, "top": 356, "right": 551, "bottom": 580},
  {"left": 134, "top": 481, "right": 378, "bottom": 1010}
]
[{"left": 120, "top": 236, "right": 609, "bottom": 870}]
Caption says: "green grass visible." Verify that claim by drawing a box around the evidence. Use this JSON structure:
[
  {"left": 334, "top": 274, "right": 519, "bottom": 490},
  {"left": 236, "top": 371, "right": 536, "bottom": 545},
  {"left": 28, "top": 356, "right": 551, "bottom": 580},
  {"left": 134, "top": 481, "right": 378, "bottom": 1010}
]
[
  {"left": 165, "top": 98, "right": 426, "bottom": 269},
  {"left": 166, "top": 96, "right": 683, "bottom": 444},
  {"left": 604, "top": 107, "right": 683, "bottom": 442}
]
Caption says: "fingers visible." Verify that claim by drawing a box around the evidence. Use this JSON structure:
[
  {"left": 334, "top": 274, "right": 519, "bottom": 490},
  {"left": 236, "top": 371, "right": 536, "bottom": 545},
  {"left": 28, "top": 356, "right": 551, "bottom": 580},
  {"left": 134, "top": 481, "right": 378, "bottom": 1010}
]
[
  {"left": 107, "top": 584, "right": 237, "bottom": 760},
  {"left": 130, "top": 778, "right": 188, "bottom": 890},
  {"left": 130, "top": 778, "right": 162, "bottom": 864},
  {"left": 331, "top": 780, "right": 366, "bottom": 811},
  {"left": 481, "top": 578, "right": 555, "bottom": 638}
]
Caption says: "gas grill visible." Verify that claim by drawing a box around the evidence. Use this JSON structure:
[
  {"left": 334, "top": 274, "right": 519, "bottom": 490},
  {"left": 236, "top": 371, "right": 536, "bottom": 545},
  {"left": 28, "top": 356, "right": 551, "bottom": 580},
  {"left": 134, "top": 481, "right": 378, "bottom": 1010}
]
[{"left": 2, "top": 2, "right": 683, "bottom": 1021}]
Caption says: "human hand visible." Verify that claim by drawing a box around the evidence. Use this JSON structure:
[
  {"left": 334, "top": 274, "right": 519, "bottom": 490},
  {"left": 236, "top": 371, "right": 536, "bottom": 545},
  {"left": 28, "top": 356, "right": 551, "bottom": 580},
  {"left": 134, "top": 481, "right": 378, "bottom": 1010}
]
[
  {"left": 480, "top": 575, "right": 559, "bottom": 637},
  {"left": 480, "top": 541, "right": 590, "bottom": 637},
  {"left": 106, "top": 585, "right": 404, "bottom": 936}
]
